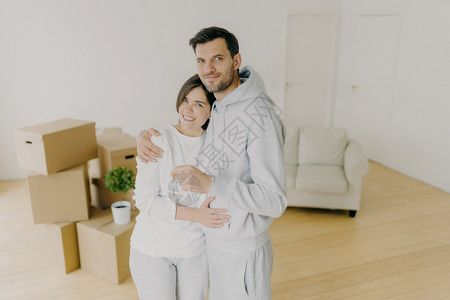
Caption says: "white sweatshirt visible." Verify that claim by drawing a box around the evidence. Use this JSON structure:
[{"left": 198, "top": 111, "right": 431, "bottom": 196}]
[
  {"left": 130, "top": 125, "right": 207, "bottom": 258},
  {"left": 196, "top": 66, "right": 288, "bottom": 254}
]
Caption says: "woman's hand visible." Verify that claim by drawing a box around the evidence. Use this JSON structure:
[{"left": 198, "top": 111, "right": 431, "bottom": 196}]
[
  {"left": 171, "top": 165, "right": 212, "bottom": 194},
  {"left": 137, "top": 128, "right": 164, "bottom": 163},
  {"left": 176, "top": 196, "right": 230, "bottom": 228}
]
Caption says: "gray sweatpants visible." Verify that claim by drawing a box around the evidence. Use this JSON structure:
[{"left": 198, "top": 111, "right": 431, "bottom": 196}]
[
  {"left": 207, "top": 240, "right": 273, "bottom": 300},
  {"left": 129, "top": 247, "right": 208, "bottom": 300}
]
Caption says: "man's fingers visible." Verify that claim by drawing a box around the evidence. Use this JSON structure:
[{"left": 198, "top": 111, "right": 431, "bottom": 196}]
[
  {"left": 141, "top": 146, "right": 163, "bottom": 158},
  {"left": 146, "top": 156, "right": 158, "bottom": 163},
  {"left": 148, "top": 128, "right": 160, "bottom": 137},
  {"left": 150, "top": 150, "right": 163, "bottom": 159},
  {"left": 141, "top": 156, "right": 158, "bottom": 163},
  {"left": 138, "top": 150, "right": 160, "bottom": 163},
  {"left": 148, "top": 146, "right": 164, "bottom": 156},
  {"left": 136, "top": 128, "right": 164, "bottom": 164},
  {"left": 137, "top": 152, "right": 149, "bottom": 163}
]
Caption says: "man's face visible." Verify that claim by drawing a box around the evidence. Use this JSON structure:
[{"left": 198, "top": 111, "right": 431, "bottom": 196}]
[{"left": 195, "top": 38, "right": 241, "bottom": 95}]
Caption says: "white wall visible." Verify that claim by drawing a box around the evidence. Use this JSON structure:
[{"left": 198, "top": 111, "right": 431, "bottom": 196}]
[
  {"left": 0, "top": 0, "right": 343, "bottom": 180},
  {"left": 334, "top": 0, "right": 450, "bottom": 192},
  {"left": 3, "top": 0, "right": 448, "bottom": 194}
]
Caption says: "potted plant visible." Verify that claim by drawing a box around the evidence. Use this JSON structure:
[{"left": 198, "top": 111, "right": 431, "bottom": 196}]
[{"left": 104, "top": 166, "right": 135, "bottom": 224}]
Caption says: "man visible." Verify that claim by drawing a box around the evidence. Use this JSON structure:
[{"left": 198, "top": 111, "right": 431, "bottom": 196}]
[{"left": 138, "top": 26, "right": 287, "bottom": 300}]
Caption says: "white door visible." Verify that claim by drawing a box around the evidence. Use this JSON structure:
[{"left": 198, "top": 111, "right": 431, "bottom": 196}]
[
  {"left": 283, "top": 13, "right": 339, "bottom": 128},
  {"left": 348, "top": 14, "right": 402, "bottom": 163}
]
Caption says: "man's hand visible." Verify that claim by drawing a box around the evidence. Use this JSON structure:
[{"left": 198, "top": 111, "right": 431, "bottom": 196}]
[
  {"left": 171, "top": 165, "right": 212, "bottom": 194},
  {"left": 176, "top": 196, "right": 230, "bottom": 228},
  {"left": 137, "top": 128, "right": 163, "bottom": 163}
]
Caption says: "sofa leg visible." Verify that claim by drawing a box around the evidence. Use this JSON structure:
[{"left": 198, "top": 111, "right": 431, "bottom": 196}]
[{"left": 349, "top": 210, "right": 357, "bottom": 218}]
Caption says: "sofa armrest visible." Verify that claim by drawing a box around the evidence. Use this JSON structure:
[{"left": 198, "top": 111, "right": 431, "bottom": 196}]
[{"left": 344, "top": 140, "right": 370, "bottom": 182}]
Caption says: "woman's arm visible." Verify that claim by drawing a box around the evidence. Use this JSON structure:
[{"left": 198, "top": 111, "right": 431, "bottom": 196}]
[{"left": 134, "top": 153, "right": 176, "bottom": 219}]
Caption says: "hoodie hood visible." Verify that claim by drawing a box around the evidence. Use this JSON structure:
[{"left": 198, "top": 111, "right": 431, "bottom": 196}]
[{"left": 214, "top": 66, "right": 270, "bottom": 110}]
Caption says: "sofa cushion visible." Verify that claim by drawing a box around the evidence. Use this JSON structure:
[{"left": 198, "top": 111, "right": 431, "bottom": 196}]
[
  {"left": 298, "top": 127, "right": 347, "bottom": 166},
  {"left": 284, "top": 125, "right": 299, "bottom": 165},
  {"left": 296, "top": 165, "right": 348, "bottom": 194}
]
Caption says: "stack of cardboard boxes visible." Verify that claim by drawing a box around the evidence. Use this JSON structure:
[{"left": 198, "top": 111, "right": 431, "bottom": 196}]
[
  {"left": 92, "top": 130, "right": 138, "bottom": 210},
  {"left": 14, "top": 118, "right": 139, "bottom": 284}
]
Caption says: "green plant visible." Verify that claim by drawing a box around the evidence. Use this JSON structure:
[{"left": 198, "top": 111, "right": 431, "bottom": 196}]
[{"left": 104, "top": 166, "right": 135, "bottom": 194}]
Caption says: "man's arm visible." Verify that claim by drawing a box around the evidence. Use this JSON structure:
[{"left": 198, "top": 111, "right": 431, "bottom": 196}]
[
  {"left": 137, "top": 129, "right": 164, "bottom": 163},
  {"left": 214, "top": 117, "right": 287, "bottom": 218},
  {"left": 172, "top": 114, "right": 287, "bottom": 218}
]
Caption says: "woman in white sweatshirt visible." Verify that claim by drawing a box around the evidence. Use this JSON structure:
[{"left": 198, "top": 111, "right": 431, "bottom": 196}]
[{"left": 129, "top": 74, "right": 229, "bottom": 300}]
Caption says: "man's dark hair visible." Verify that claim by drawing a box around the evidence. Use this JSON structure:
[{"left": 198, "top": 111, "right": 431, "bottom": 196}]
[{"left": 189, "top": 26, "right": 239, "bottom": 57}]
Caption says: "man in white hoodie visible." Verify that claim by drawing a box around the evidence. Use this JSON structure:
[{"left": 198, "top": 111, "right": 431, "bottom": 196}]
[{"left": 138, "top": 26, "right": 287, "bottom": 300}]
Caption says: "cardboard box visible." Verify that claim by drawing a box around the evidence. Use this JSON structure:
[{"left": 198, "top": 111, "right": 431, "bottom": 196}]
[
  {"left": 87, "top": 158, "right": 102, "bottom": 208},
  {"left": 37, "top": 206, "right": 104, "bottom": 274},
  {"left": 96, "top": 132, "right": 137, "bottom": 209},
  {"left": 95, "top": 178, "right": 135, "bottom": 210},
  {"left": 37, "top": 221, "right": 80, "bottom": 273},
  {"left": 96, "top": 127, "right": 122, "bottom": 137},
  {"left": 14, "top": 118, "right": 97, "bottom": 175},
  {"left": 27, "top": 164, "right": 91, "bottom": 224},
  {"left": 97, "top": 132, "right": 137, "bottom": 178},
  {"left": 76, "top": 209, "right": 137, "bottom": 284}
]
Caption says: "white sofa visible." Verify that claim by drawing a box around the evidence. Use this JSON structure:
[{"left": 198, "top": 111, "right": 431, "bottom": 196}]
[{"left": 284, "top": 126, "right": 370, "bottom": 217}]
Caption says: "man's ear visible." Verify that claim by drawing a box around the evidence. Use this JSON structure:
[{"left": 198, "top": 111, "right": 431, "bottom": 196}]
[{"left": 233, "top": 53, "right": 242, "bottom": 70}]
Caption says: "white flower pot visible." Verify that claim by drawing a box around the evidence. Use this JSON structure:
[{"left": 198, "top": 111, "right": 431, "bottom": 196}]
[{"left": 111, "top": 200, "right": 131, "bottom": 225}]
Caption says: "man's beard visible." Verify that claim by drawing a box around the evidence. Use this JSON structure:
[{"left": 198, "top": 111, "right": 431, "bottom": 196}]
[{"left": 204, "top": 70, "right": 234, "bottom": 93}]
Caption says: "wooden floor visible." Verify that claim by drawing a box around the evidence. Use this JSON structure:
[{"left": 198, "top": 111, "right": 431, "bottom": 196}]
[{"left": 1, "top": 161, "right": 450, "bottom": 299}]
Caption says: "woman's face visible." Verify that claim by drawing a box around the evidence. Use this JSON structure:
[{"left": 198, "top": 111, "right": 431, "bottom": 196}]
[{"left": 178, "top": 86, "right": 211, "bottom": 135}]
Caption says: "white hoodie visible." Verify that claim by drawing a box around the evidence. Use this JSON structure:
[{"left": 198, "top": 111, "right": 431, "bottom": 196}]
[{"left": 195, "top": 66, "right": 287, "bottom": 253}]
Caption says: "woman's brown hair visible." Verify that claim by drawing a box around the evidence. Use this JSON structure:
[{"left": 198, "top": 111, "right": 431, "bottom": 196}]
[{"left": 176, "top": 74, "right": 215, "bottom": 130}]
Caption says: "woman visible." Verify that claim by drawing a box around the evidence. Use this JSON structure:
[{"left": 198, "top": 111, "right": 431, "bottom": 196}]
[{"left": 129, "top": 74, "right": 229, "bottom": 300}]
